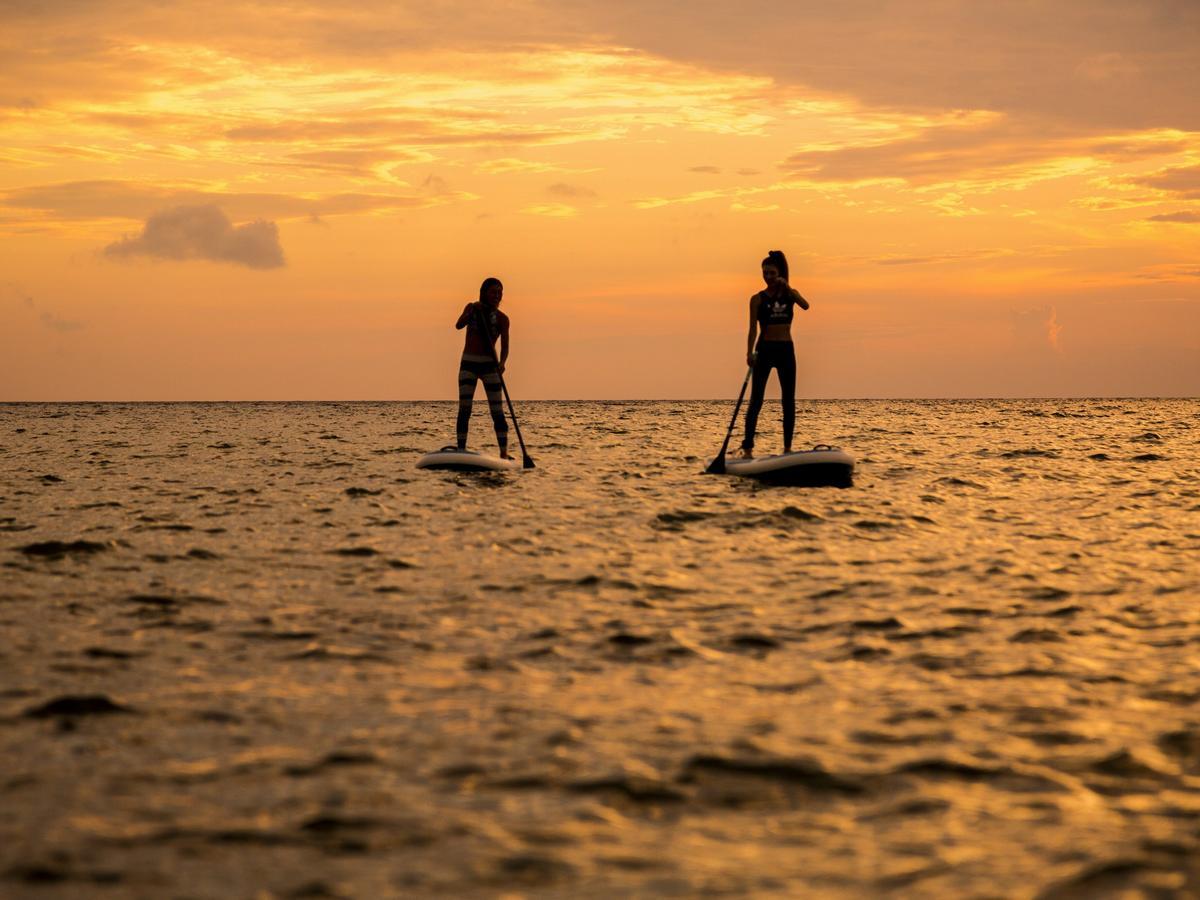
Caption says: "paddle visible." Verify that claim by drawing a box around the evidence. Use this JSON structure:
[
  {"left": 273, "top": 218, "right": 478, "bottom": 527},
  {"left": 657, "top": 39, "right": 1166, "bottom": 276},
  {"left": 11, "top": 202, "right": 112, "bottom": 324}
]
[
  {"left": 472, "top": 303, "right": 535, "bottom": 469},
  {"left": 705, "top": 357, "right": 755, "bottom": 475}
]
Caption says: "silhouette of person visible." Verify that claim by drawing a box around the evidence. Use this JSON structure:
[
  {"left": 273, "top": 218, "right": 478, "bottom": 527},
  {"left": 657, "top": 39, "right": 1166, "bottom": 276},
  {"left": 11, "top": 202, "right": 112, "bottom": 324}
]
[
  {"left": 738, "top": 250, "right": 810, "bottom": 458},
  {"left": 454, "top": 277, "right": 510, "bottom": 457}
]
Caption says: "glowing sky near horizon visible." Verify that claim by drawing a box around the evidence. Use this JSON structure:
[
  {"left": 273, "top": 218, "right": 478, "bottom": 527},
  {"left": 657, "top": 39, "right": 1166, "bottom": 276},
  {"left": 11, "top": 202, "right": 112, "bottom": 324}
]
[{"left": 1, "top": 0, "right": 1198, "bottom": 399}]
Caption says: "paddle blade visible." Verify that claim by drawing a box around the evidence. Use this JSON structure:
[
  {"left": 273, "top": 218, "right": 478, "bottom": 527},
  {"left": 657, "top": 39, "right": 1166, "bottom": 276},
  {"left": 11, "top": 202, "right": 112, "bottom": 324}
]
[
  {"left": 705, "top": 455, "right": 726, "bottom": 475},
  {"left": 522, "top": 454, "right": 536, "bottom": 469}
]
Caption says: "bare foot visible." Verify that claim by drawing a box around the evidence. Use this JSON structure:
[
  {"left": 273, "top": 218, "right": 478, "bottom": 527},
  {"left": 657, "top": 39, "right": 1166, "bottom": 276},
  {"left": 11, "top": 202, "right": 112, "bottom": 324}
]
[{"left": 735, "top": 447, "right": 754, "bottom": 459}]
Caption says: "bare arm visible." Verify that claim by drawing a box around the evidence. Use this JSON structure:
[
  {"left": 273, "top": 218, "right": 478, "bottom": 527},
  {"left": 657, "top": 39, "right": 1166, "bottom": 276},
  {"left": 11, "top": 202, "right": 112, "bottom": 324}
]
[
  {"left": 791, "top": 287, "right": 810, "bottom": 311},
  {"left": 455, "top": 303, "right": 475, "bottom": 329}
]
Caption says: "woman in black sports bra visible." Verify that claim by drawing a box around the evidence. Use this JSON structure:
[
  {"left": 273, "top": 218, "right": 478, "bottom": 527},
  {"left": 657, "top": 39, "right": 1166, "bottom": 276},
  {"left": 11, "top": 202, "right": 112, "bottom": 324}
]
[{"left": 738, "top": 250, "right": 810, "bottom": 458}]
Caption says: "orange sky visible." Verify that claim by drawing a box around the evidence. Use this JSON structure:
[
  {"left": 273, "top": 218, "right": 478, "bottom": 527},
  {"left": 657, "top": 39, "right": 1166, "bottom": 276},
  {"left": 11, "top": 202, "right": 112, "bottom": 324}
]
[{"left": 2, "top": 0, "right": 1198, "bottom": 399}]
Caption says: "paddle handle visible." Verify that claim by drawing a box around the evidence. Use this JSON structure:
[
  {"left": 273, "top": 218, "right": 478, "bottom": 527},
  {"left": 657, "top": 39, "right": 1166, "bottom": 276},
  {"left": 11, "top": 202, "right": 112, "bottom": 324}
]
[{"left": 472, "top": 304, "right": 535, "bottom": 468}]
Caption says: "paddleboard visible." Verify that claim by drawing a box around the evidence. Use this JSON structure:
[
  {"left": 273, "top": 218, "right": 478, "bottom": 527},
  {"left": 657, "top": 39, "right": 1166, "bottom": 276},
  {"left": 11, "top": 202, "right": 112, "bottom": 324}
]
[
  {"left": 714, "top": 445, "right": 854, "bottom": 487},
  {"left": 416, "top": 446, "right": 522, "bottom": 472}
]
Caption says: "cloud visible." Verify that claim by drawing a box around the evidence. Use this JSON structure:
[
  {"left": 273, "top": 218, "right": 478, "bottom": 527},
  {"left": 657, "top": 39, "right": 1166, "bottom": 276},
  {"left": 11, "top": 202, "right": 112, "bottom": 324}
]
[
  {"left": 633, "top": 188, "right": 727, "bottom": 209},
  {"left": 1045, "top": 307, "right": 1063, "bottom": 354},
  {"left": 280, "top": 148, "right": 435, "bottom": 173},
  {"left": 556, "top": 0, "right": 1200, "bottom": 132},
  {"left": 1075, "top": 52, "right": 1141, "bottom": 83},
  {"left": 38, "top": 310, "right": 85, "bottom": 332},
  {"left": 2, "top": 281, "right": 85, "bottom": 331},
  {"left": 546, "top": 182, "right": 596, "bottom": 198},
  {"left": 476, "top": 158, "right": 557, "bottom": 175},
  {"left": 1147, "top": 211, "right": 1200, "bottom": 223},
  {"left": 729, "top": 201, "right": 779, "bottom": 213},
  {"left": 5, "top": 1, "right": 1198, "bottom": 134},
  {"left": 0, "top": 179, "right": 474, "bottom": 226},
  {"left": 222, "top": 106, "right": 493, "bottom": 142},
  {"left": 521, "top": 203, "right": 577, "bottom": 217},
  {"left": 780, "top": 118, "right": 1190, "bottom": 189},
  {"left": 475, "top": 158, "right": 597, "bottom": 175},
  {"left": 226, "top": 118, "right": 586, "bottom": 147},
  {"left": 1132, "top": 264, "right": 1200, "bottom": 282},
  {"left": 1011, "top": 305, "right": 1064, "bottom": 355},
  {"left": 1128, "top": 164, "right": 1200, "bottom": 199},
  {"left": 1, "top": 281, "right": 33, "bottom": 306},
  {"left": 873, "top": 248, "right": 1014, "bottom": 266},
  {"left": 689, "top": 165, "right": 721, "bottom": 174},
  {"left": 1, "top": 96, "right": 39, "bottom": 110},
  {"left": 103, "top": 205, "right": 285, "bottom": 269}
]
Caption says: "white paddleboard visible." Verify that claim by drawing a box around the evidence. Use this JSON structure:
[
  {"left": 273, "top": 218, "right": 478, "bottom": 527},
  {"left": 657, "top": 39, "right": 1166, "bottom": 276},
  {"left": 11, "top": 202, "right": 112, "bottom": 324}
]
[
  {"left": 713, "top": 446, "right": 854, "bottom": 487},
  {"left": 416, "top": 446, "right": 522, "bottom": 472}
]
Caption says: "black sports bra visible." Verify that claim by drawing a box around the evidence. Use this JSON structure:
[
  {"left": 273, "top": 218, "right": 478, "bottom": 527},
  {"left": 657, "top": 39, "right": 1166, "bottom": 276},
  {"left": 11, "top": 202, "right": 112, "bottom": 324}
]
[
  {"left": 756, "top": 290, "right": 794, "bottom": 326},
  {"left": 470, "top": 305, "right": 501, "bottom": 337}
]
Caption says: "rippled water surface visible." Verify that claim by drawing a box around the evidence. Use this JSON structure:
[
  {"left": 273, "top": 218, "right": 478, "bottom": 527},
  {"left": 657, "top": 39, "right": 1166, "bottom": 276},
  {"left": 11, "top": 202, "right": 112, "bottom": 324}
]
[{"left": 2, "top": 399, "right": 1199, "bottom": 898}]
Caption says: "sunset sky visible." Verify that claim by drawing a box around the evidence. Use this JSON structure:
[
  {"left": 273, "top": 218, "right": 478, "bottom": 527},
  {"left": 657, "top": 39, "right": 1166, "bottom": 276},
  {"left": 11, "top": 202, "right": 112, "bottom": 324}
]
[{"left": 2, "top": 0, "right": 1198, "bottom": 399}]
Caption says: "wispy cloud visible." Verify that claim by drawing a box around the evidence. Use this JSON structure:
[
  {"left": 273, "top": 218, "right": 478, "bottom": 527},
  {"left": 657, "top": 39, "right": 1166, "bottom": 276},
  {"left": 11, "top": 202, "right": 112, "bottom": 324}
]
[
  {"left": 38, "top": 310, "right": 85, "bottom": 332},
  {"left": 873, "top": 248, "right": 1015, "bottom": 267},
  {"left": 521, "top": 203, "right": 578, "bottom": 217},
  {"left": 560, "top": 0, "right": 1200, "bottom": 132},
  {"left": 781, "top": 118, "right": 1190, "bottom": 191},
  {"left": 1045, "top": 306, "right": 1063, "bottom": 354},
  {"left": 546, "top": 182, "right": 596, "bottom": 199},
  {"left": 633, "top": 188, "right": 728, "bottom": 210},
  {"left": 476, "top": 158, "right": 567, "bottom": 175},
  {"left": 2, "top": 280, "right": 85, "bottom": 332},
  {"left": 104, "top": 205, "right": 285, "bottom": 269},
  {"left": 1147, "top": 211, "right": 1200, "bottom": 224},
  {"left": 1011, "top": 305, "right": 1064, "bottom": 355},
  {"left": 0, "top": 179, "right": 474, "bottom": 227},
  {"left": 1128, "top": 164, "right": 1200, "bottom": 199}
]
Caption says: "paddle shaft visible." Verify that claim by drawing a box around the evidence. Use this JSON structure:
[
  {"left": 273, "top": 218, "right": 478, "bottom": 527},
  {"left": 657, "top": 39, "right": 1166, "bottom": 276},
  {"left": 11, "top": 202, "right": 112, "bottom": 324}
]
[
  {"left": 706, "top": 358, "right": 755, "bottom": 474},
  {"left": 472, "top": 304, "right": 534, "bottom": 468}
]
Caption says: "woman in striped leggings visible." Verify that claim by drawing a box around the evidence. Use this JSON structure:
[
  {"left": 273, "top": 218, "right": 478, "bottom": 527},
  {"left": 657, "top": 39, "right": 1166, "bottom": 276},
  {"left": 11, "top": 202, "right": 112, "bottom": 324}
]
[{"left": 454, "top": 277, "right": 510, "bottom": 457}]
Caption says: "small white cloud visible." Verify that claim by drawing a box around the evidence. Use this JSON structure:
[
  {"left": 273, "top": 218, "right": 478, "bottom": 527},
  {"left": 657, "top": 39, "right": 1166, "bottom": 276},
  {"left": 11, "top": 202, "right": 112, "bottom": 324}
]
[{"left": 104, "top": 204, "right": 284, "bottom": 269}]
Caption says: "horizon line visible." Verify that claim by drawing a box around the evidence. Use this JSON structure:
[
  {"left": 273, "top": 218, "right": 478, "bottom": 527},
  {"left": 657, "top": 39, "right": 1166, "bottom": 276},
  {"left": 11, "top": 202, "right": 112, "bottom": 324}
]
[{"left": 2, "top": 396, "right": 1197, "bottom": 404}]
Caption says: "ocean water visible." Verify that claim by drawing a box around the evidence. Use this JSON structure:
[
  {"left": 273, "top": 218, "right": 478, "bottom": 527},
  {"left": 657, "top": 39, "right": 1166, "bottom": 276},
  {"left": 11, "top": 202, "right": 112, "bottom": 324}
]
[{"left": 1, "top": 398, "right": 1198, "bottom": 898}]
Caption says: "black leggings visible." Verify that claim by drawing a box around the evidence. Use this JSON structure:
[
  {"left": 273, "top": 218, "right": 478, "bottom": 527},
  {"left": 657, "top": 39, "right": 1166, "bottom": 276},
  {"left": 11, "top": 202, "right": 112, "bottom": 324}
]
[{"left": 742, "top": 340, "right": 795, "bottom": 451}]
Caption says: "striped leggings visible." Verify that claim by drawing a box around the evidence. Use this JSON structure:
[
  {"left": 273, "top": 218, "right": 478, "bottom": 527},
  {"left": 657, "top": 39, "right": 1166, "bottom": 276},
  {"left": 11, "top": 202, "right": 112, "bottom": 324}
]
[{"left": 456, "top": 357, "right": 508, "bottom": 452}]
